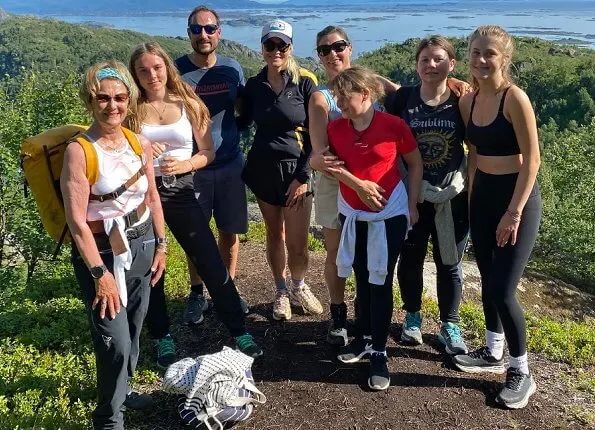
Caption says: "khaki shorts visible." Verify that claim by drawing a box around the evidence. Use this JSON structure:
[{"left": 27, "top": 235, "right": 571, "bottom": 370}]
[{"left": 314, "top": 173, "right": 341, "bottom": 229}]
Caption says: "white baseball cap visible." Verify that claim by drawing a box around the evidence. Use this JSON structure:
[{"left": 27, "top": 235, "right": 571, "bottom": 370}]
[{"left": 261, "top": 19, "right": 293, "bottom": 44}]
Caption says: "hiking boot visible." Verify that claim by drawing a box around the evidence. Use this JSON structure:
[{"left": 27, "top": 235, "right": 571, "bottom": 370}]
[
  {"left": 124, "top": 391, "right": 154, "bottom": 410},
  {"left": 401, "top": 311, "right": 423, "bottom": 345},
  {"left": 439, "top": 322, "right": 468, "bottom": 355},
  {"left": 155, "top": 334, "right": 176, "bottom": 369},
  {"left": 273, "top": 290, "right": 292, "bottom": 321},
  {"left": 368, "top": 352, "right": 390, "bottom": 391},
  {"left": 235, "top": 333, "right": 263, "bottom": 359},
  {"left": 239, "top": 295, "right": 250, "bottom": 314},
  {"left": 496, "top": 367, "right": 537, "bottom": 409},
  {"left": 327, "top": 302, "right": 348, "bottom": 346},
  {"left": 453, "top": 346, "right": 506, "bottom": 374},
  {"left": 289, "top": 284, "right": 323, "bottom": 315},
  {"left": 337, "top": 336, "right": 373, "bottom": 363},
  {"left": 184, "top": 291, "right": 208, "bottom": 325}
]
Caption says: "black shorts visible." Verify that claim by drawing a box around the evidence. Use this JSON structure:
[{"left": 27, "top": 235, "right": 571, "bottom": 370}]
[{"left": 242, "top": 156, "right": 310, "bottom": 206}]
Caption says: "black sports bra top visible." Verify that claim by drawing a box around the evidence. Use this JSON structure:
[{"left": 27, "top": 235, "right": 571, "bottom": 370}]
[{"left": 466, "top": 87, "right": 521, "bottom": 156}]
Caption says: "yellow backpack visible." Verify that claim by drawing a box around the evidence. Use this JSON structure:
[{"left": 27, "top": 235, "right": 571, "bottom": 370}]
[{"left": 20, "top": 125, "right": 143, "bottom": 249}]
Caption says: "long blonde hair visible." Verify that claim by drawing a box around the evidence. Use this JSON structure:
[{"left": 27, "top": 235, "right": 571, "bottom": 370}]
[
  {"left": 468, "top": 25, "right": 514, "bottom": 91},
  {"left": 282, "top": 47, "right": 301, "bottom": 85},
  {"left": 126, "top": 42, "right": 210, "bottom": 133}
]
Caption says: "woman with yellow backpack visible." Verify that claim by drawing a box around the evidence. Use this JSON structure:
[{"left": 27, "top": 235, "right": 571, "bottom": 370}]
[{"left": 60, "top": 60, "right": 166, "bottom": 428}]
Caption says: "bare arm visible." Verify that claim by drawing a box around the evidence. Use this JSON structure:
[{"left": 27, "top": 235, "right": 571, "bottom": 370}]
[
  {"left": 308, "top": 91, "right": 344, "bottom": 173},
  {"left": 375, "top": 74, "right": 401, "bottom": 95}
]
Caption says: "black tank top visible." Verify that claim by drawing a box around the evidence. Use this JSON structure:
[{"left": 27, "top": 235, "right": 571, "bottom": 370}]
[{"left": 466, "top": 87, "right": 520, "bottom": 156}]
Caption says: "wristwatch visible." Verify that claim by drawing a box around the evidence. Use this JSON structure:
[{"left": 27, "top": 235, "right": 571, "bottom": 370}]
[
  {"left": 156, "top": 237, "right": 168, "bottom": 245},
  {"left": 90, "top": 264, "right": 108, "bottom": 279}
]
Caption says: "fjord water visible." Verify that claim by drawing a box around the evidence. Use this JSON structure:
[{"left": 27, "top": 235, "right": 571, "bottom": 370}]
[{"left": 53, "top": 0, "right": 595, "bottom": 57}]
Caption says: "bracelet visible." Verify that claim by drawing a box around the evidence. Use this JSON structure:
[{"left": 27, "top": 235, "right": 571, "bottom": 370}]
[{"left": 506, "top": 209, "right": 521, "bottom": 223}]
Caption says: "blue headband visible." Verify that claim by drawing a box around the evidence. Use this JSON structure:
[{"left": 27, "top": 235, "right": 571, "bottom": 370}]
[{"left": 96, "top": 67, "right": 131, "bottom": 91}]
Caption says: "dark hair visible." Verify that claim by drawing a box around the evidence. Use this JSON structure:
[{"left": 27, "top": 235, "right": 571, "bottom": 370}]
[
  {"left": 316, "top": 25, "right": 350, "bottom": 46},
  {"left": 415, "top": 35, "right": 456, "bottom": 62},
  {"left": 187, "top": 5, "right": 220, "bottom": 26}
]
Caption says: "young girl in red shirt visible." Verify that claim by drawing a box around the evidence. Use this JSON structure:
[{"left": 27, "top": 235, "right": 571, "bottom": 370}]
[{"left": 327, "top": 66, "right": 423, "bottom": 390}]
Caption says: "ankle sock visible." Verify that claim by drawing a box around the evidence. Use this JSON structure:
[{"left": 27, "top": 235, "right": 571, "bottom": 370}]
[
  {"left": 486, "top": 330, "right": 505, "bottom": 360},
  {"left": 509, "top": 353, "right": 529, "bottom": 375},
  {"left": 292, "top": 278, "right": 305, "bottom": 289},
  {"left": 190, "top": 283, "right": 204, "bottom": 295},
  {"left": 275, "top": 278, "right": 287, "bottom": 292},
  {"left": 330, "top": 302, "right": 347, "bottom": 326}
]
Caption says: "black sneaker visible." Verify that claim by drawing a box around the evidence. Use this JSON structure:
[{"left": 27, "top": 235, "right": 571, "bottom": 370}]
[
  {"left": 496, "top": 367, "right": 537, "bottom": 409},
  {"left": 123, "top": 391, "right": 154, "bottom": 410},
  {"left": 337, "top": 336, "right": 372, "bottom": 363},
  {"left": 327, "top": 302, "right": 348, "bottom": 346},
  {"left": 368, "top": 352, "right": 390, "bottom": 391},
  {"left": 453, "top": 346, "right": 506, "bottom": 374},
  {"left": 235, "top": 333, "right": 263, "bottom": 359}
]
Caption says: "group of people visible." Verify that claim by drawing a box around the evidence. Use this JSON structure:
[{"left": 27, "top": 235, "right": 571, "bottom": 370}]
[{"left": 59, "top": 4, "right": 542, "bottom": 428}]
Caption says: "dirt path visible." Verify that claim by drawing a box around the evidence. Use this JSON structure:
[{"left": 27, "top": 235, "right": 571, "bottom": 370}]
[{"left": 133, "top": 241, "right": 593, "bottom": 430}]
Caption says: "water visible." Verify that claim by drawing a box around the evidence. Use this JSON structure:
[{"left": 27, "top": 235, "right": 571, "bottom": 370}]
[{"left": 49, "top": 1, "right": 595, "bottom": 58}]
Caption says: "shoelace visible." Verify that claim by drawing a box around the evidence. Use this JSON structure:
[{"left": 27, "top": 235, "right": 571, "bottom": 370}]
[
  {"left": 469, "top": 346, "right": 492, "bottom": 360},
  {"left": 406, "top": 312, "right": 421, "bottom": 329},
  {"left": 504, "top": 368, "right": 525, "bottom": 391},
  {"left": 157, "top": 337, "right": 175, "bottom": 357},
  {"left": 236, "top": 334, "right": 256, "bottom": 351},
  {"left": 444, "top": 323, "right": 463, "bottom": 343}
]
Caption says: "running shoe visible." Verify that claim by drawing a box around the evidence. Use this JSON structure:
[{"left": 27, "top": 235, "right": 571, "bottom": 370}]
[
  {"left": 235, "top": 333, "right": 263, "bottom": 359},
  {"left": 183, "top": 291, "right": 208, "bottom": 325},
  {"left": 155, "top": 334, "right": 176, "bottom": 369},
  {"left": 439, "top": 322, "right": 469, "bottom": 355},
  {"left": 496, "top": 367, "right": 537, "bottom": 409},
  {"left": 273, "top": 290, "right": 292, "bottom": 321},
  {"left": 289, "top": 284, "right": 323, "bottom": 315},
  {"left": 401, "top": 311, "right": 423, "bottom": 345},
  {"left": 368, "top": 352, "right": 390, "bottom": 391},
  {"left": 453, "top": 346, "right": 506, "bottom": 374},
  {"left": 337, "top": 336, "right": 373, "bottom": 363}
]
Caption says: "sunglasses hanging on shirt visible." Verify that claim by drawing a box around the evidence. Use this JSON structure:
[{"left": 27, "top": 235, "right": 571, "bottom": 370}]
[
  {"left": 263, "top": 39, "right": 291, "bottom": 53},
  {"left": 188, "top": 24, "right": 219, "bottom": 35},
  {"left": 316, "top": 40, "right": 350, "bottom": 57}
]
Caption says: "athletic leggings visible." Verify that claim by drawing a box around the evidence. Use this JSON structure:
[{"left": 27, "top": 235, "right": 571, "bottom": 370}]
[
  {"left": 470, "top": 170, "right": 541, "bottom": 357},
  {"left": 340, "top": 214, "right": 408, "bottom": 351},
  {"left": 145, "top": 173, "right": 246, "bottom": 338},
  {"left": 397, "top": 192, "right": 469, "bottom": 323}
]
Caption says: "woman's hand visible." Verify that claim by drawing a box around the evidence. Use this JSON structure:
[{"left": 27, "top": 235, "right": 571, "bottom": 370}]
[
  {"left": 92, "top": 272, "right": 120, "bottom": 319},
  {"left": 355, "top": 180, "right": 386, "bottom": 212},
  {"left": 409, "top": 204, "right": 419, "bottom": 227},
  {"left": 151, "top": 142, "right": 166, "bottom": 159},
  {"left": 285, "top": 179, "right": 309, "bottom": 210},
  {"left": 159, "top": 156, "right": 192, "bottom": 175},
  {"left": 496, "top": 211, "right": 521, "bottom": 247},
  {"left": 151, "top": 247, "right": 166, "bottom": 286},
  {"left": 309, "top": 146, "right": 344, "bottom": 173},
  {"left": 447, "top": 77, "right": 472, "bottom": 97}
]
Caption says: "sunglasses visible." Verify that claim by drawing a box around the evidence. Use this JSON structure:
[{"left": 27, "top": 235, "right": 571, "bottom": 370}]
[
  {"left": 263, "top": 39, "right": 291, "bottom": 53},
  {"left": 188, "top": 24, "right": 219, "bottom": 35},
  {"left": 316, "top": 40, "right": 350, "bottom": 57},
  {"left": 95, "top": 93, "right": 129, "bottom": 104}
]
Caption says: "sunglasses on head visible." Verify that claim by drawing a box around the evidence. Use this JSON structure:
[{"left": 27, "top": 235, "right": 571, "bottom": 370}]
[
  {"left": 95, "top": 93, "right": 129, "bottom": 104},
  {"left": 316, "top": 40, "right": 350, "bottom": 57},
  {"left": 188, "top": 24, "right": 219, "bottom": 35},
  {"left": 263, "top": 39, "right": 291, "bottom": 53}
]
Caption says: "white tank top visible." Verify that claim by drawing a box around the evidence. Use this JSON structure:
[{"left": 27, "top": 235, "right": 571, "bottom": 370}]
[
  {"left": 141, "top": 106, "right": 194, "bottom": 177},
  {"left": 87, "top": 138, "right": 149, "bottom": 222}
]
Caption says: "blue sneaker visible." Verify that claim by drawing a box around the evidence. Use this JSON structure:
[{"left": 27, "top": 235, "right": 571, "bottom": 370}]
[
  {"left": 439, "top": 322, "right": 468, "bottom": 355},
  {"left": 401, "top": 311, "right": 423, "bottom": 345}
]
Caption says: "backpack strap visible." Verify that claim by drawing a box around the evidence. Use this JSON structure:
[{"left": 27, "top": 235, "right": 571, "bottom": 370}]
[
  {"left": 73, "top": 135, "right": 99, "bottom": 185},
  {"left": 121, "top": 126, "right": 144, "bottom": 156}
]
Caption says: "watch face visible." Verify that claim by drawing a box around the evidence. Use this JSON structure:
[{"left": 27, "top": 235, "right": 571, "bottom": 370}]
[{"left": 91, "top": 265, "right": 106, "bottom": 279}]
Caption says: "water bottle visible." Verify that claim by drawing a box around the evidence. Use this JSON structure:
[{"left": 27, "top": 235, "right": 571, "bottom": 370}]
[{"left": 159, "top": 154, "right": 176, "bottom": 188}]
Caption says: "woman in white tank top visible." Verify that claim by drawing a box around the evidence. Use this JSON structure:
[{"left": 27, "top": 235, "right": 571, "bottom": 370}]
[{"left": 127, "top": 42, "right": 263, "bottom": 365}]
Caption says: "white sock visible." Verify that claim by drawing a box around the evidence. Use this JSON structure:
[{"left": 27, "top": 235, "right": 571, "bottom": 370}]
[
  {"left": 292, "top": 278, "right": 305, "bottom": 289},
  {"left": 509, "top": 354, "right": 529, "bottom": 375},
  {"left": 486, "top": 330, "right": 505, "bottom": 360}
]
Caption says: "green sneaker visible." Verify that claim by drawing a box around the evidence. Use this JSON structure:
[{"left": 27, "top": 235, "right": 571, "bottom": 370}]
[
  {"left": 235, "top": 333, "right": 263, "bottom": 359},
  {"left": 438, "top": 322, "right": 468, "bottom": 355},
  {"left": 155, "top": 334, "right": 176, "bottom": 369}
]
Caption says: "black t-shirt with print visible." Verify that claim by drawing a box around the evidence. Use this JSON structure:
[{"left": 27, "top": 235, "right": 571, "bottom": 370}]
[{"left": 386, "top": 85, "right": 465, "bottom": 186}]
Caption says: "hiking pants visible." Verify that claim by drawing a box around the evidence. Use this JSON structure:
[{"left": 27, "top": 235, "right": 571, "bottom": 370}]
[
  {"left": 397, "top": 192, "right": 469, "bottom": 323},
  {"left": 72, "top": 221, "right": 154, "bottom": 430},
  {"left": 470, "top": 170, "right": 541, "bottom": 357},
  {"left": 145, "top": 173, "right": 246, "bottom": 339},
  {"left": 341, "top": 214, "right": 408, "bottom": 351}
]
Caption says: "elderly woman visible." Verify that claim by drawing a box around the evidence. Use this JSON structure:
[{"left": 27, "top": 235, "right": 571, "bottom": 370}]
[
  {"left": 238, "top": 19, "right": 323, "bottom": 321},
  {"left": 61, "top": 60, "right": 166, "bottom": 429}
]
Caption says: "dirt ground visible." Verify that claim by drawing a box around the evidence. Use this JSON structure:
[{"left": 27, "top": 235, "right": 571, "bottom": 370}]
[{"left": 131, "top": 241, "right": 594, "bottom": 430}]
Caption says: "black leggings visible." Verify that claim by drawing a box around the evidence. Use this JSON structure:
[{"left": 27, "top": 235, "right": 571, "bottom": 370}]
[
  {"left": 397, "top": 192, "right": 469, "bottom": 322},
  {"left": 470, "top": 170, "right": 541, "bottom": 358},
  {"left": 145, "top": 174, "right": 246, "bottom": 338},
  {"left": 341, "top": 214, "right": 408, "bottom": 351}
]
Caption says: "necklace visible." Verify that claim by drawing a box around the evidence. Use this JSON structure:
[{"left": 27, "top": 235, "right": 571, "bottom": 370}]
[
  {"left": 100, "top": 138, "right": 126, "bottom": 152},
  {"left": 147, "top": 101, "right": 167, "bottom": 120}
]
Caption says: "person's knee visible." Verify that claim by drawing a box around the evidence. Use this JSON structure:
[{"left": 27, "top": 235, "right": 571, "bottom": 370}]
[
  {"left": 218, "top": 230, "right": 238, "bottom": 248},
  {"left": 287, "top": 241, "right": 308, "bottom": 260}
]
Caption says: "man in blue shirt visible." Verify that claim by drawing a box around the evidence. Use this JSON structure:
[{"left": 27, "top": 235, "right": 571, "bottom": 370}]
[{"left": 176, "top": 6, "right": 249, "bottom": 325}]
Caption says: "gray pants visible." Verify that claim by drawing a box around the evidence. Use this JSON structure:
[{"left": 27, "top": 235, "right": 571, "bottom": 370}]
[{"left": 72, "top": 225, "right": 155, "bottom": 429}]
